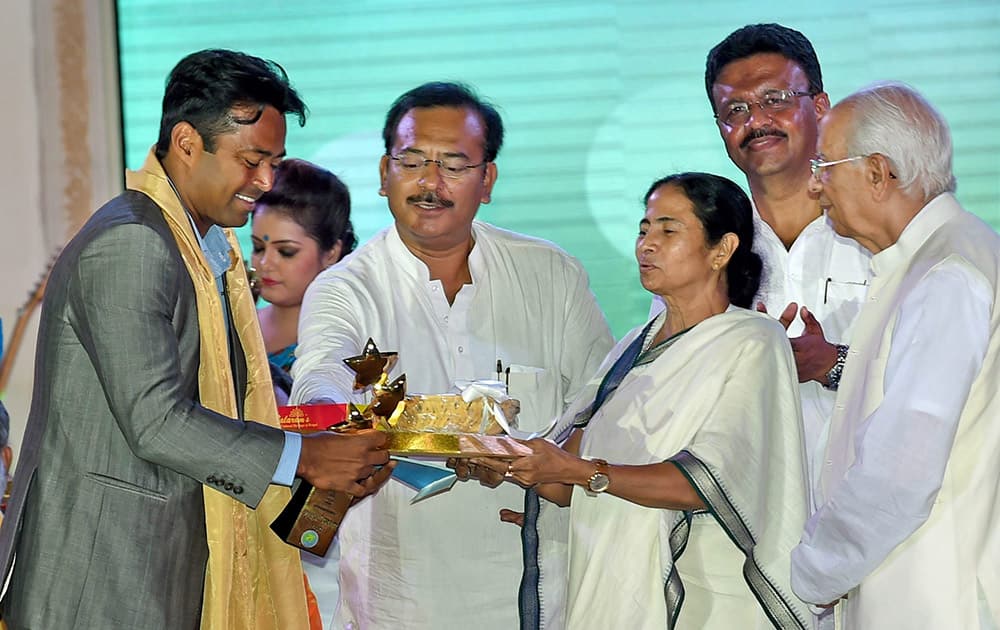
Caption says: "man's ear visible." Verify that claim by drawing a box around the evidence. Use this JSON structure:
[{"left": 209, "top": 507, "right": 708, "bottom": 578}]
[
  {"left": 479, "top": 162, "right": 498, "bottom": 205},
  {"left": 171, "top": 122, "right": 202, "bottom": 165},
  {"left": 868, "top": 153, "right": 895, "bottom": 200},
  {"left": 814, "top": 92, "right": 832, "bottom": 119},
  {"left": 378, "top": 154, "right": 389, "bottom": 197}
]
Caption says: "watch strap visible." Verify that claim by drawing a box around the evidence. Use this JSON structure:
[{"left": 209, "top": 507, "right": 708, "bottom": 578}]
[{"left": 823, "top": 344, "right": 849, "bottom": 391}]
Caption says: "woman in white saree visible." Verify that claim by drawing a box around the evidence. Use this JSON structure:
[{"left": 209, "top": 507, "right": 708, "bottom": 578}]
[{"left": 484, "top": 173, "right": 813, "bottom": 629}]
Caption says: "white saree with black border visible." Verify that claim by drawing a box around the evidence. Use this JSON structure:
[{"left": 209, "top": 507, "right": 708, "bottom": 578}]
[{"left": 558, "top": 306, "right": 812, "bottom": 629}]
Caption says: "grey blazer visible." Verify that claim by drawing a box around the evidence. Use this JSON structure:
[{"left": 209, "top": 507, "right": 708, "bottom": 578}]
[{"left": 0, "top": 191, "right": 285, "bottom": 629}]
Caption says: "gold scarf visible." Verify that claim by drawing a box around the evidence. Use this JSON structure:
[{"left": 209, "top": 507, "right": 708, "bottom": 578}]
[{"left": 126, "top": 150, "right": 309, "bottom": 630}]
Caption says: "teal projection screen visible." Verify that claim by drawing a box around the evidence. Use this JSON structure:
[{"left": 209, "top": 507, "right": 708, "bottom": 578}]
[{"left": 117, "top": 1, "right": 1000, "bottom": 337}]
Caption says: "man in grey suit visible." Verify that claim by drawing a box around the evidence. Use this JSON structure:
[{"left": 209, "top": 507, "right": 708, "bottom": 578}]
[{"left": 0, "top": 49, "right": 392, "bottom": 629}]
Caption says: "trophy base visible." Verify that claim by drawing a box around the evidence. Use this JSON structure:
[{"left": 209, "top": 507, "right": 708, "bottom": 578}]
[{"left": 270, "top": 480, "right": 352, "bottom": 557}]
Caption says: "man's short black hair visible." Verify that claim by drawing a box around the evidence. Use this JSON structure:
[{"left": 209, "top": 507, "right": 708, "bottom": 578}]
[
  {"left": 382, "top": 82, "right": 504, "bottom": 162},
  {"left": 705, "top": 23, "right": 823, "bottom": 113},
  {"left": 154, "top": 49, "right": 307, "bottom": 159}
]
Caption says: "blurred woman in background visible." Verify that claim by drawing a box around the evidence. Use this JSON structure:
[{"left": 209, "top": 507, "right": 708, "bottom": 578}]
[
  {"left": 251, "top": 158, "right": 356, "bottom": 404},
  {"left": 251, "top": 158, "right": 357, "bottom": 630}
]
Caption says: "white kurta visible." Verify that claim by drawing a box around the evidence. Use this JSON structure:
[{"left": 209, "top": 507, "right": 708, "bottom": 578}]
[
  {"left": 566, "top": 307, "right": 812, "bottom": 630},
  {"left": 751, "top": 209, "right": 871, "bottom": 500},
  {"left": 290, "top": 221, "right": 613, "bottom": 630},
  {"left": 793, "top": 194, "right": 1000, "bottom": 629}
]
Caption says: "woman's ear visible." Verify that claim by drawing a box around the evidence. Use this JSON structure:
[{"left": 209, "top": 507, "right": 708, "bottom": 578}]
[
  {"left": 322, "top": 240, "right": 344, "bottom": 267},
  {"left": 712, "top": 232, "right": 739, "bottom": 270}
]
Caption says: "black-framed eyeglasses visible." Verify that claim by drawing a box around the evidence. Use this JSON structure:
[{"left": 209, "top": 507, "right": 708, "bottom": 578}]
[
  {"left": 716, "top": 89, "right": 813, "bottom": 127},
  {"left": 388, "top": 154, "right": 486, "bottom": 180}
]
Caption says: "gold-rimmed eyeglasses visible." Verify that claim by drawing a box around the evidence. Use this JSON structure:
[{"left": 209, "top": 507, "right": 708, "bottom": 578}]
[
  {"left": 388, "top": 154, "right": 486, "bottom": 180},
  {"left": 716, "top": 89, "right": 813, "bottom": 127}
]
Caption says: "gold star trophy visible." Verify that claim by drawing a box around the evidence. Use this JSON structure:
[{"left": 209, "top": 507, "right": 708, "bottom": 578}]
[{"left": 272, "top": 339, "right": 529, "bottom": 556}]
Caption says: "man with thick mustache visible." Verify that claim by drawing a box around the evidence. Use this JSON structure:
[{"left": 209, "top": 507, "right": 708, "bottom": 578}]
[
  {"left": 705, "top": 24, "right": 871, "bottom": 505},
  {"left": 290, "top": 82, "right": 613, "bottom": 629}
]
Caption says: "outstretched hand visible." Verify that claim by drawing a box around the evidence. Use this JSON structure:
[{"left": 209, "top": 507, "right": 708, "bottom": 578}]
[
  {"left": 353, "top": 461, "right": 396, "bottom": 501},
  {"left": 447, "top": 457, "right": 505, "bottom": 488},
  {"left": 499, "top": 509, "right": 525, "bottom": 527},
  {"left": 297, "top": 429, "right": 393, "bottom": 496},
  {"left": 789, "top": 306, "right": 839, "bottom": 384},
  {"left": 758, "top": 302, "right": 839, "bottom": 384},
  {"left": 503, "top": 438, "right": 585, "bottom": 487},
  {"left": 455, "top": 437, "right": 580, "bottom": 490},
  {"left": 757, "top": 301, "right": 799, "bottom": 330}
]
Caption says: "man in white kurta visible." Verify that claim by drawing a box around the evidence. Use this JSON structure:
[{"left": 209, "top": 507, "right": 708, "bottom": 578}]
[
  {"left": 562, "top": 307, "right": 811, "bottom": 629},
  {"left": 706, "top": 25, "right": 872, "bottom": 500},
  {"left": 750, "top": 209, "right": 868, "bottom": 491},
  {"left": 290, "top": 83, "right": 613, "bottom": 630},
  {"left": 790, "top": 82, "right": 1000, "bottom": 629}
]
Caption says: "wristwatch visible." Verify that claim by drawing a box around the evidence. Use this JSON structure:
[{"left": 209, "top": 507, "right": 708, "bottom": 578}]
[
  {"left": 823, "top": 344, "right": 849, "bottom": 391},
  {"left": 586, "top": 459, "right": 610, "bottom": 493}
]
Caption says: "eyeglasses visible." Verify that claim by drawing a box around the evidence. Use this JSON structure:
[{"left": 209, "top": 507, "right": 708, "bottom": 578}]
[
  {"left": 716, "top": 89, "right": 813, "bottom": 127},
  {"left": 388, "top": 154, "right": 486, "bottom": 179},
  {"left": 810, "top": 155, "right": 867, "bottom": 178}
]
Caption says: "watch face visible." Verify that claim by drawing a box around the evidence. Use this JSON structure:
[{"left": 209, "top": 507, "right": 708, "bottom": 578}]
[{"left": 589, "top": 472, "right": 610, "bottom": 493}]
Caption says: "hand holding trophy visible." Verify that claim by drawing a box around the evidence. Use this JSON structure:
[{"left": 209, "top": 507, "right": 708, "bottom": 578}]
[
  {"left": 271, "top": 340, "right": 400, "bottom": 556},
  {"left": 272, "top": 338, "right": 530, "bottom": 555}
]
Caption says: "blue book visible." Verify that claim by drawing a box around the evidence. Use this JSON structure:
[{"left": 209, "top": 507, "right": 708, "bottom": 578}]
[{"left": 390, "top": 457, "right": 457, "bottom": 503}]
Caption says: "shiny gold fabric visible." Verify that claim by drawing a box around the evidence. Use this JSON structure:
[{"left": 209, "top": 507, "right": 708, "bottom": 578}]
[
  {"left": 126, "top": 151, "right": 309, "bottom": 630},
  {"left": 385, "top": 431, "right": 531, "bottom": 457}
]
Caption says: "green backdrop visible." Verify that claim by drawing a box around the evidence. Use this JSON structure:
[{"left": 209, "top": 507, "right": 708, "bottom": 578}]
[{"left": 117, "top": 0, "right": 1000, "bottom": 338}]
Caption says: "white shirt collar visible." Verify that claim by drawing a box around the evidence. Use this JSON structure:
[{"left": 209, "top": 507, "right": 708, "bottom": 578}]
[
  {"left": 386, "top": 221, "right": 485, "bottom": 285},
  {"left": 871, "top": 193, "right": 960, "bottom": 278}
]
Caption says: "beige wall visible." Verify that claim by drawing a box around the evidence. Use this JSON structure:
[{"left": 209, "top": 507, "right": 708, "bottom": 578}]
[
  {"left": 0, "top": 0, "right": 44, "bottom": 468},
  {"left": 0, "top": 0, "right": 121, "bottom": 470}
]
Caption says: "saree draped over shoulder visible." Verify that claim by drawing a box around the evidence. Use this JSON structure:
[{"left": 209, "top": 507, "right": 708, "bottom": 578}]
[{"left": 566, "top": 308, "right": 812, "bottom": 630}]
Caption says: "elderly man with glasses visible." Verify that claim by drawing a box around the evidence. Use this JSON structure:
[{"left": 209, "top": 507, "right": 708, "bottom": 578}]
[
  {"left": 790, "top": 81, "right": 1000, "bottom": 629},
  {"left": 289, "top": 81, "right": 613, "bottom": 630}
]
